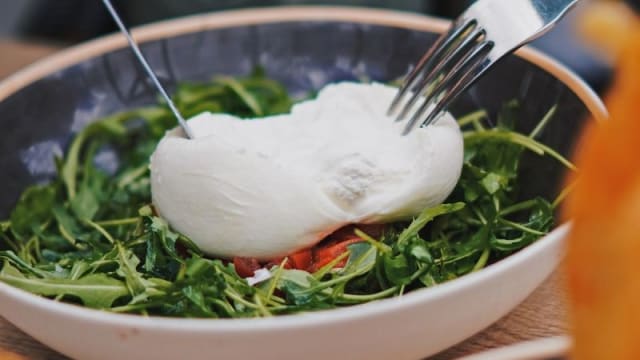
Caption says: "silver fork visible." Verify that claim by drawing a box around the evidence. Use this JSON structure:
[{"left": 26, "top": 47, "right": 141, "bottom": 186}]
[{"left": 388, "top": 0, "right": 580, "bottom": 135}]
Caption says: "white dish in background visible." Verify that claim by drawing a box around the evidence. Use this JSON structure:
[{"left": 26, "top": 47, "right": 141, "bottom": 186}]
[
  {"left": 0, "top": 7, "right": 606, "bottom": 360},
  {"left": 459, "top": 336, "right": 571, "bottom": 360}
]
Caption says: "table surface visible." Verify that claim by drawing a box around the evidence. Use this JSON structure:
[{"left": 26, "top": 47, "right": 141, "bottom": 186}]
[{"left": 0, "top": 39, "right": 569, "bottom": 360}]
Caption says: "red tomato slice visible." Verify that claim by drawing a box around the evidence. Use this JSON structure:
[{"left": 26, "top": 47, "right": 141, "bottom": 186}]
[
  {"left": 312, "top": 238, "right": 363, "bottom": 272},
  {"left": 244, "top": 224, "right": 384, "bottom": 277},
  {"left": 288, "top": 249, "right": 313, "bottom": 271},
  {"left": 232, "top": 257, "right": 261, "bottom": 278}
]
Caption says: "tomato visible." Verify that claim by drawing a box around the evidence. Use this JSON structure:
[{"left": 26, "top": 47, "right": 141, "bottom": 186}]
[
  {"left": 288, "top": 249, "right": 313, "bottom": 271},
  {"left": 232, "top": 257, "right": 261, "bottom": 278},
  {"left": 251, "top": 224, "right": 384, "bottom": 275},
  {"left": 312, "top": 238, "right": 363, "bottom": 272}
]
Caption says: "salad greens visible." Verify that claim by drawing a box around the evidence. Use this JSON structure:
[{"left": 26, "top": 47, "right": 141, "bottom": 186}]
[{"left": 0, "top": 69, "right": 573, "bottom": 318}]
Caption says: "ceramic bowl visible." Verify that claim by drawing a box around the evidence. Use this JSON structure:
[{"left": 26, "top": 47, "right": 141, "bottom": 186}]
[{"left": 0, "top": 7, "right": 606, "bottom": 360}]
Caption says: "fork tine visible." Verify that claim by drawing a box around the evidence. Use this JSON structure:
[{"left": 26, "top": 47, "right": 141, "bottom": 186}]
[
  {"left": 394, "top": 26, "right": 485, "bottom": 122},
  {"left": 387, "top": 18, "right": 476, "bottom": 117},
  {"left": 420, "top": 46, "right": 494, "bottom": 129},
  {"left": 401, "top": 41, "right": 494, "bottom": 135},
  {"left": 393, "top": 0, "right": 580, "bottom": 135}
]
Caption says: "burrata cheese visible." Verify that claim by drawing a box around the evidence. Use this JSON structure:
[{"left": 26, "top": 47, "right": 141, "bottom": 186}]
[{"left": 150, "top": 82, "right": 464, "bottom": 259}]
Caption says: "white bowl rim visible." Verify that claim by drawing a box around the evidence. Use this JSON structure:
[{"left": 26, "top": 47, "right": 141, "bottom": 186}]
[{"left": 0, "top": 6, "right": 602, "bottom": 332}]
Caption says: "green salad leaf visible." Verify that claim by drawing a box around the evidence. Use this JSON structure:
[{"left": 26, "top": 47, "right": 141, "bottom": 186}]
[
  {"left": 0, "top": 70, "right": 573, "bottom": 318},
  {"left": 0, "top": 261, "right": 128, "bottom": 308}
]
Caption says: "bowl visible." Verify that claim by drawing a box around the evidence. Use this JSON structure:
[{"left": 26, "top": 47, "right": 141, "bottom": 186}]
[{"left": 0, "top": 7, "right": 606, "bottom": 360}]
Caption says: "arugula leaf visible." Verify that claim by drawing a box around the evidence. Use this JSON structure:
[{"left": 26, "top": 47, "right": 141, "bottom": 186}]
[
  {"left": 397, "top": 203, "right": 465, "bottom": 245},
  {"left": 381, "top": 253, "right": 415, "bottom": 286},
  {"left": 274, "top": 269, "right": 326, "bottom": 306},
  {"left": 343, "top": 242, "right": 376, "bottom": 274},
  {"left": 9, "top": 185, "right": 56, "bottom": 238},
  {"left": 0, "top": 251, "right": 45, "bottom": 277},
  {"left": 0, "top": 261, "right": 128, "bottom": 308},
  {"left": 214, "top": 76, "right": 264, "bottom": 116},
  {"left": 170, "top": 258, "right": 228, "bottom": 317},
  {"left": 71, "top": 186, "right": 100, "bottom": 221}
]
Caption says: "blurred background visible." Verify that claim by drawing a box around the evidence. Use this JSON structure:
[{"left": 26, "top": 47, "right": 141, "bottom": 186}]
[{"left": 0, "top": 0, "right": 638, "bottom": 92}]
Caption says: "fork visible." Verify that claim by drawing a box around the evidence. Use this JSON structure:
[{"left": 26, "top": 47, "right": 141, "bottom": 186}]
[{"left": 388, "top": 0, "right": 580, "bottom": 135}]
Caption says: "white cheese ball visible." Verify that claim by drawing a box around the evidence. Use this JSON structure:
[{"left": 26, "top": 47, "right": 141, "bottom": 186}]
[{"left": 150, "top": 82, "right": 464, "bottom": 259}]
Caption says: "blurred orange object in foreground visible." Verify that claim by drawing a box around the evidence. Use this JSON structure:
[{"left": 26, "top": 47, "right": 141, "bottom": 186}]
[
  {"left": 0, "top": 350, "right": 26, "bottom": 360},
  {"left": 564, "top": 22, "right": 640, "bottom": 360},
  {"left": 578, "top": 1, "right": 639, "bottom": 62}
]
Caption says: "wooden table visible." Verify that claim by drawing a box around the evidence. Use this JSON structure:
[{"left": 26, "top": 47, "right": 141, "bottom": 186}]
[{"left": 0, "top": 40, "right": 569, "bottom": 360}]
